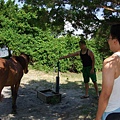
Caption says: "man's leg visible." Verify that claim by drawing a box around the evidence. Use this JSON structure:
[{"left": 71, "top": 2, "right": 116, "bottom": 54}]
[
  {"left": 93, "top": 82, "right": 99, "bottom": 96},
  {"left": 90, "top": 68, "right": 99, "bottom": 97},
  {"left": 81, "top": 67, "right": 89, "bottom": 98},
  {"left": 85, "top": 83, "right": 89, "bottom": 96},
  {"left": 81, "top": 82, "right": 89, "bottom": 99}
]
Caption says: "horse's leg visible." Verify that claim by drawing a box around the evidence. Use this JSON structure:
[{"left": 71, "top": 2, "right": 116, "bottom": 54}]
[
  {"left": 11, "top": 83, "right": 20, "bottom": 113},
  {"left": 0, "top": 81, "right": 6, "bottom": 102},
  {"left": 0, "top": 73, "right": 9, "bottom": 102},
  {"left": 11, "top": 85, "right": 16, "bottom": 112},
  {"left": 11, "top": 85, "right": 16, "bottom": 113},
  {"left": 0, "top": 89, "right": 4, "bottom": 102},
  {"left": 0, "top": 94, "right": 4, "bottom": 101}
]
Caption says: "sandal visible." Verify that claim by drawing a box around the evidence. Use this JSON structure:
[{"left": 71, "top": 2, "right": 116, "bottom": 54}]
[{"left": 81, "top": 95, "right": 89, "bottom": 99}]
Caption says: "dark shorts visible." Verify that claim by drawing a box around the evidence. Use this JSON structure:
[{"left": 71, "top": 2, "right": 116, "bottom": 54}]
[
  {"left": 102, "top": 108, "right": 120, "bottom": 120},
  {"left": 82, "top": 66, "right": 97, "bottom": 83}
]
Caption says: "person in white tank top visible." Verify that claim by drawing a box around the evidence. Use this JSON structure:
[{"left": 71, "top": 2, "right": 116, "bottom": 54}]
[{"left": 95, "top": 24, "right": 120, "bottom": 120}]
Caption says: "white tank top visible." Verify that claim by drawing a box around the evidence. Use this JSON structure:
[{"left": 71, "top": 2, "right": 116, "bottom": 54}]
[{"left": 105, "top": 52, "right": 120, "bottom": 112}]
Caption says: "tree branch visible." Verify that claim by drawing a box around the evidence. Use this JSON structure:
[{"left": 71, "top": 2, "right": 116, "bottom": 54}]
[
  {"left": 102, "top": 5, "right": 116, "bottom": 12},
  {"left": 101, "top": 5, "right": 120, "bottom": 12}
]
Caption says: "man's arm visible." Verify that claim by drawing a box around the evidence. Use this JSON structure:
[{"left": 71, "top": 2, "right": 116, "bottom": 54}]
[
  {"left": 59, "top": 51, "right": 80, "bottom": 60},
  {"left": 95, "top": 57, "right": 115, "bottom": 120}
]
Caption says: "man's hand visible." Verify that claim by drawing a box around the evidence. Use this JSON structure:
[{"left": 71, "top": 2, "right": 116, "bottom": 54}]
[{"left": 90, "top": 68, "right": 94, "bottom": 74}]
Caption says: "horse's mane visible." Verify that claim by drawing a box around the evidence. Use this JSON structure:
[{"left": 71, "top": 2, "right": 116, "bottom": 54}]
[{"left": 14, "top": 56, "right": 26, "bottom": 70}]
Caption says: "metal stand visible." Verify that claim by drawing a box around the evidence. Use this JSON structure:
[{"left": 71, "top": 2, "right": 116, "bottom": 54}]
[
  {"left": 37, "top": 61, "right": 61, "bottom": 104},
  {"left": 55, "top": 61, "right": 60, "bottom": 93}
]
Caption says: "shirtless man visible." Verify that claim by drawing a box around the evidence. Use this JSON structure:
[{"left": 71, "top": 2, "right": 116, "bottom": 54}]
[{"left": 95, "top": 24, "right": 120, "bottom": 120}]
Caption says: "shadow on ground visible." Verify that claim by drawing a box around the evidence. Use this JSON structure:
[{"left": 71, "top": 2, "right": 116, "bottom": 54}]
[{"left": 0, "top": 78, "right": 101, "bottom": 120}]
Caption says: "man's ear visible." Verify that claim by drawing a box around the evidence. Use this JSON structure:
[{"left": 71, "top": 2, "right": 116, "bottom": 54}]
[{"left": 114, "top": 39, "right": 118, "bottom": 45}]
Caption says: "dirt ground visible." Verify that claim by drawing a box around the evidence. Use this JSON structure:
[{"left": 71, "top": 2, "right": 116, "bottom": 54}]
[{"left": 0, "top": 70, "right": 99, "bottom": 120}]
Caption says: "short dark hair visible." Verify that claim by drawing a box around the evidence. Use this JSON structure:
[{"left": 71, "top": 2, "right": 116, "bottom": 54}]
[
  {"left": 79, "top": 40, "right": 86, "bottom": 45},
  {"left": 110, "top": 24, "right": 120, "bottom": 43}
]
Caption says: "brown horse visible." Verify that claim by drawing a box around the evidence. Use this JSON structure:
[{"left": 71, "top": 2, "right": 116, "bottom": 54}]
[{"left": 0, "top": 53, "right": 30, "bottom": 113}]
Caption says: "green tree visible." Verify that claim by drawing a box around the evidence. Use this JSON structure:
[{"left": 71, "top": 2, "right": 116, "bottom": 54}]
[
  {"left": 0, "top": 0, "right": 115, "bottom": 72},
  {"left": 18, "top": 0, "right": 120, "bottom": 36},
  {"left": 17, "top": 0, "right": 120, "bottom": 57}
]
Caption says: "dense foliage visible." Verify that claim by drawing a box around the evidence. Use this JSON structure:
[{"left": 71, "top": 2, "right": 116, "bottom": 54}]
[
  {"left": 19, "top": 0, "right": 120, "bottom": 62},
  {"left": 0, "top": 0, "right": 118, "bottom": 72}
]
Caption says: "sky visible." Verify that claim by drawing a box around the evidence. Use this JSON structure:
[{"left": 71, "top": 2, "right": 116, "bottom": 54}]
[{"left": 4, "top": 0, "right": 24, "bottom": 7}]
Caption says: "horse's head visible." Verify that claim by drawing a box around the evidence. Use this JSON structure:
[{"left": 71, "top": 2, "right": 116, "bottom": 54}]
[{"left": 20, "top": 53, "right": 30, "bottom": 74}]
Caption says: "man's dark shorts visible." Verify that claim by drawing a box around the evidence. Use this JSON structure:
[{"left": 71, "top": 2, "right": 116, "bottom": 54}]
[{"left": 82, "top": 66, "right": 97, "bottom": 83}]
